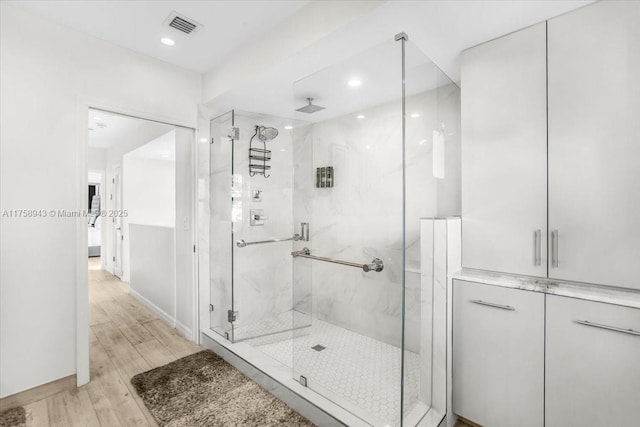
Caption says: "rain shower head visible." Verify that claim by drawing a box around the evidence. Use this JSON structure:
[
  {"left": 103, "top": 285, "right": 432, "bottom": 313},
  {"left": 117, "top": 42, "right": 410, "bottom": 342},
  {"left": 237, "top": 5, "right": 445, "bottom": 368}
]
[
  {"left": 296, "top": 97, "right": 325, "bottom": 114},
  {"left": 258, "top": 126, "right": 278, "bottom": 141}
]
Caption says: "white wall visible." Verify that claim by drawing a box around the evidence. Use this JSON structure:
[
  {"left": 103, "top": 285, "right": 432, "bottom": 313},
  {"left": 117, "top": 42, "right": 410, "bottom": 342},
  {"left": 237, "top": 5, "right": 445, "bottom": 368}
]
[
  {"left": 88, "top": 148, "right": 106, "bottom": 171},
  {"left": 174, "top": 128, "right": 195, "bottom": 338},
  {"left": 122, "top": 154, "right": 176, "bottom": 281},
  {"left": 102, "top": 123, "right": 173, "bottom": 276},
  {"left": 129, "top": 224, "right": 175, "bottom": 323},
  {"left": 122, "top": 156, "right": 176, "bottom": 226},
  {"left": 0, "top": 3, "right": 200, "bottom": 398}
]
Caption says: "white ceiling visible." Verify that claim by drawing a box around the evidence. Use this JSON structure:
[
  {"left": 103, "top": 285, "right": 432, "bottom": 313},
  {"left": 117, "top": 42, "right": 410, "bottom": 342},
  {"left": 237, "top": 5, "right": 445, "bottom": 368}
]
[
  {"left": 6, "top": 0, "right": 310, "bottom": 73},
  {"left": 126, "top": 129, "right": 176, "bottom": 162},
  {"left": 204, "top": 0, "right": 594, "bottom": 121},
  {"left": 15, "top": 0, "right": 594, "bottom": 123},
  {"left": 87, "top": 109, "right": 171, "bottom": 149}
]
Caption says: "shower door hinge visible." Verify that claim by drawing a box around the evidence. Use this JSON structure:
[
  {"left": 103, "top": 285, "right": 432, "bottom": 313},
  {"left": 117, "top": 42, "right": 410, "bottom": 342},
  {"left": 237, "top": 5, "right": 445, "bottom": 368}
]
[
  {"left": 299, "top": 376, "right": 308, "bottom": 387},
  {"left": 193, "top": 244, "right": 196, "bottom": 253},
  {"left": 227, "top": 309, "right": 238, "bottom": 323},
  {"left": 209, "top": 304, "right": 214, "bottom": 312},
  {"left": 228, "top": 127, "right": 239, "bottom": 141}
]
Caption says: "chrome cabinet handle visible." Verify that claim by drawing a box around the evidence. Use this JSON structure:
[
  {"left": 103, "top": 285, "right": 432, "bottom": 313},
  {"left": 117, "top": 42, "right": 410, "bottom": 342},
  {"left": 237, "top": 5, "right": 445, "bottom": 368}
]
[
  {"left": 470, "top": 299, "right": 515, "bottom": 311},
  {"left": 534, "top": 229, "right": 542, "bottom": 266},
  {"left": 575, "top": 320, "right": 640, "bottom": 337},
  {"left": 551, "top": 229, "right": 559, "bottom": 268}
]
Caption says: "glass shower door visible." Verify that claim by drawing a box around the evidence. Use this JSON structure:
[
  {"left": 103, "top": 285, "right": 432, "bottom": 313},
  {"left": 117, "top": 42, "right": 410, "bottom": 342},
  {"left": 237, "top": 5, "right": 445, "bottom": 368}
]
[
  {"left": 209, "top": 111, "right": 235, "bottom": 338},
  {"left": 224, "top": 110, "right": 304, "bottom": 343}
]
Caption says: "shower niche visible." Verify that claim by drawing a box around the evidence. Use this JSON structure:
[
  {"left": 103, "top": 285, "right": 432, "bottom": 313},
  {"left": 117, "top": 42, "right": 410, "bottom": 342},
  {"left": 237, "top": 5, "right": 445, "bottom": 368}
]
[{"left": 207, "top": 34, "right": 461, "bottom": 427}]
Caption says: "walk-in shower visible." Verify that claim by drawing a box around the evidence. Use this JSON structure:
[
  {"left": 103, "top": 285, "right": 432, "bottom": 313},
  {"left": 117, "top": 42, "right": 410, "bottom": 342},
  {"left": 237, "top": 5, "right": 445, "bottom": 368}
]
[{"left": 206, "top": 34, "right": 460, "bottom": 426}]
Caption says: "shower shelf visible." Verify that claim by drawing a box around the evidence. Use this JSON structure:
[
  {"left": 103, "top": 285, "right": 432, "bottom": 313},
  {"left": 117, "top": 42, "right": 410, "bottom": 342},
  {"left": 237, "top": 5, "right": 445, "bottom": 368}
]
[{"left": 249, "top": 142, "right": 271, "bottom": 177}]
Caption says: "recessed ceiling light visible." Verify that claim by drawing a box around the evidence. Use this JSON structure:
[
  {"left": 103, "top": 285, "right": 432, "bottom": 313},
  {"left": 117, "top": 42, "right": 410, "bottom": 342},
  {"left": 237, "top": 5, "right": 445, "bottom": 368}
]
[
  {"left": 348, "top": 78, "right": 362, "bottom": 87},
  {"left": 199, "top": 137, "right": 207, "bottom": 143},
  {"left": 357, "top": 115, "right": 365, "bottom": 119},
  {"left": 284, "top": 125, "right": 293, "bottom": 130},
  {"left": 410, "top": 113, "right": 421, "bottom": 118},
  {"left": 161, "top": 37, "right": 175, "bottom": 46}
]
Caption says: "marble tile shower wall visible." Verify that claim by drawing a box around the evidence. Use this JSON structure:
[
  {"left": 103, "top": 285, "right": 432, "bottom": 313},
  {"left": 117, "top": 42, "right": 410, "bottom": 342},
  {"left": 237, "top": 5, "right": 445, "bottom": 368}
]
[
  {"left": 293, "top": 85, "right": 461, "bottom": 351},
  {"left": 210, "top": 114, "right": 295, "bottom": 332}
]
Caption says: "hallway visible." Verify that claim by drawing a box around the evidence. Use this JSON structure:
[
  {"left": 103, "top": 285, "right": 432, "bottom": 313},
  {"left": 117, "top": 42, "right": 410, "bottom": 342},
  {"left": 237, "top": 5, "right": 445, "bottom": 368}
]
[{"left": 20, "top": 258, "right": 201, "bottom": 426}]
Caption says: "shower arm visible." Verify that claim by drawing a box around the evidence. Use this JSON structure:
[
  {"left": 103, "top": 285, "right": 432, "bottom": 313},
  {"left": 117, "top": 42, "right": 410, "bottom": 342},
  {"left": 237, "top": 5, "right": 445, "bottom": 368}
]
[{"left": 291, "top": 247, "right": 384, "bottom": 273}]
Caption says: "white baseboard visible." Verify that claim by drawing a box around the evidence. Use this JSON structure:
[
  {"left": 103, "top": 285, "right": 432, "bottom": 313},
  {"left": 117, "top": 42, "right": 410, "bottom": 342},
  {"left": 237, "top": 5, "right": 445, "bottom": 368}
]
[
  {"left": 129, "top": 289, "right": 194, "bottom": 342},
  {"left": 129, "top": 288, "right": 175, "bottom": 327},
  {"left": 175, "top": 321, "right": 193, "bottom": 341}
]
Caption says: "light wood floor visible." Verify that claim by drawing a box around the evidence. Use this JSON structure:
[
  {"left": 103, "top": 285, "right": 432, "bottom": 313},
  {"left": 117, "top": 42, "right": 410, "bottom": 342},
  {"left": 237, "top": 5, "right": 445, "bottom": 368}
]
[
  {"left": 12, "top": 258, "right": 480, "bottom": 427},
  {"left": 19, "top": 257, "right": 202, "bottom": 426}
]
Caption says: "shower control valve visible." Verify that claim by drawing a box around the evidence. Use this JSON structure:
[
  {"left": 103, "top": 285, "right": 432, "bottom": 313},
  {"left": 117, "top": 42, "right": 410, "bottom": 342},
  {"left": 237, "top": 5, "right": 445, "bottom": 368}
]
[{"left": 250, "top": 209, "right": 267, "bottom": 226}]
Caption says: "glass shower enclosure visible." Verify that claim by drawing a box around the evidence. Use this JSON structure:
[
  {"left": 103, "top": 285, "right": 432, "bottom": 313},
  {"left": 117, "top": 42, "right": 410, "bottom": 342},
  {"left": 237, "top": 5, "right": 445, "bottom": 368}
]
[{"left": 209, "top": 34, "right": 460, "bottom": 427}]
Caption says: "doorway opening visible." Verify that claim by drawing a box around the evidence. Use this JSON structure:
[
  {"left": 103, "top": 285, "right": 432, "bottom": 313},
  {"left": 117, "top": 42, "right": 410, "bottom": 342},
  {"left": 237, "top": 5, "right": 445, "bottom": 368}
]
[{"left": 84, "top": 107, "right": 197, "bottom": 380}]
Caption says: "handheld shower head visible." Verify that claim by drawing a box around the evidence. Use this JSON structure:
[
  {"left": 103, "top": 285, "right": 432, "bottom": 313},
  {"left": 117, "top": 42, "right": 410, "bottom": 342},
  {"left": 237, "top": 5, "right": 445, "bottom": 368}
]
[{"left": 257, "top": 126, "right": 278, "bottom": 141}]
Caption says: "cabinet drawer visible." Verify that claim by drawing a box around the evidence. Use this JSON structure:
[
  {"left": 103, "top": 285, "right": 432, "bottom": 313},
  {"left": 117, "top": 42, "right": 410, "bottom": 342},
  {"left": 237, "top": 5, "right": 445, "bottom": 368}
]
[
  {"left": 546, "top": 295, "right": 640, "bottom": 427},
  {"left": 453, "top": 280, "right": 544, "bottom": 427}
]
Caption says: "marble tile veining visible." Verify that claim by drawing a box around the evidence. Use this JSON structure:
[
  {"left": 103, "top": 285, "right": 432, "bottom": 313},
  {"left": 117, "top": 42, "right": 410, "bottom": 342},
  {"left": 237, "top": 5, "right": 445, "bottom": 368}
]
[{"left": 454, "top": 269, "right": 640, "bottom": 309}]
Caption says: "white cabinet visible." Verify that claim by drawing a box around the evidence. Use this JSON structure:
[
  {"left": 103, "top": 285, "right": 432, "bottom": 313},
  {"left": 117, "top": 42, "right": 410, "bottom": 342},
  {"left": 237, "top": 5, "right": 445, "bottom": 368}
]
[
  {"left": 545, "top": 295, "right": 640, "bottom": 427},
  {"left": 547, "top": 1, "right": 640, "bottom": 289},
  {"left": 461, "top": 23, "right": 547, "bottom": 277},
  {"left": 453, "top": 280, "right": 545, "bottom": 427},
  {"left": 462, "top": 1, "right": 640, "bottom": 290}
]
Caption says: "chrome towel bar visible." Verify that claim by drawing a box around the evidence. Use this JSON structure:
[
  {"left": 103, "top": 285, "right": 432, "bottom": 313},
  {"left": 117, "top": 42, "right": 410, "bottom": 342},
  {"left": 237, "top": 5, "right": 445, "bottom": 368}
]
[
  {"left": 291, "top": 247, "right": 384, "bottom": 273},
  {"left": 237, "top": 234, "right": 301, "bottom": 248}
]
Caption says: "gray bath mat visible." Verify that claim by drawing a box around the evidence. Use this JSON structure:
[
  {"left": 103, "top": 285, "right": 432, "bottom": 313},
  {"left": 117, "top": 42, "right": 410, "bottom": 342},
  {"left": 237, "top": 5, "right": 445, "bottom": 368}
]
[
  {"left": 131, "top": 350, "right": 314, "bottom": 427},
  {"left": 0, "top": 406, "right": 26, "bottom": 427}
]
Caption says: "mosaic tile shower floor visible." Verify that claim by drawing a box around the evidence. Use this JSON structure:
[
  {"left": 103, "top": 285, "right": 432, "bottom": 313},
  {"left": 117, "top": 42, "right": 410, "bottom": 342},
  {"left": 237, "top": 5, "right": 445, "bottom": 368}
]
[{"left": 241, "top": 312, "right": 422, "bottom": 426}]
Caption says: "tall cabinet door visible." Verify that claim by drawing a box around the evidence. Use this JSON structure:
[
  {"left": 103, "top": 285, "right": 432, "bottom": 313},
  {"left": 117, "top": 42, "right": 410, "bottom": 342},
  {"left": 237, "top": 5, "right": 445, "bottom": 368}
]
[
  {"left": 461, "top": 23, "right": 547, "bottom": 277},
  {"left": 548, "top": 2, "right": 640, "bottom": 289}
]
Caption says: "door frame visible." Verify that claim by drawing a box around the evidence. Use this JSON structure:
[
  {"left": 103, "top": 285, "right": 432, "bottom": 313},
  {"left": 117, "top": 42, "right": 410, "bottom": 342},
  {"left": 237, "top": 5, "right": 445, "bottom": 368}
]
[
  {"left": 87, "top": 169, "right": 107, "bottom": 269},
  {"left": 75, "top": 98, "right": 199, "bottom": 387},
  {"left": 112, "top": 163, "right": 123, "bottom": 278}
]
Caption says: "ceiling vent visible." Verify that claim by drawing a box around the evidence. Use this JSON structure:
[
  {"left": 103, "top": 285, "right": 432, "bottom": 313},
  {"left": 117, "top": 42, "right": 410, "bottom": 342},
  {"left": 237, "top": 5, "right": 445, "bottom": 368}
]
[{"left": 164, "top": 11, "right": 200, "bottom": 35}]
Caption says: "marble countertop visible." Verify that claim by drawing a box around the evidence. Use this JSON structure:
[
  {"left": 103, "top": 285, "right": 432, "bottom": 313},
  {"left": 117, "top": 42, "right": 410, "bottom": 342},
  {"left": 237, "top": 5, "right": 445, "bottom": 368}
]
[{"left": 452, "top": 269, "right": 640, "bottom": 310}]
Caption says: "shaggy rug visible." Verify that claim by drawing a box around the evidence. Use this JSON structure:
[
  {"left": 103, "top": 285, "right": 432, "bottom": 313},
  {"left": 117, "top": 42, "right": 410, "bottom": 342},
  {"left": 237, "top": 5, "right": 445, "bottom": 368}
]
[
  {"left": 0, "top": 406, "right": 26, "bottom": 427},
  {"left": 131, "top": 350, "right": 314, "bottom": 427}
]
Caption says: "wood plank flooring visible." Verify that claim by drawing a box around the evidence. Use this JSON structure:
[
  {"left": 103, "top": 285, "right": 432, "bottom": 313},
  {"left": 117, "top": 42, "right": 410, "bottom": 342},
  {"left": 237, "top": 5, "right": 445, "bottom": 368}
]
[{"left": 18, "top": 257, "right": 202, "bottom": 427}]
